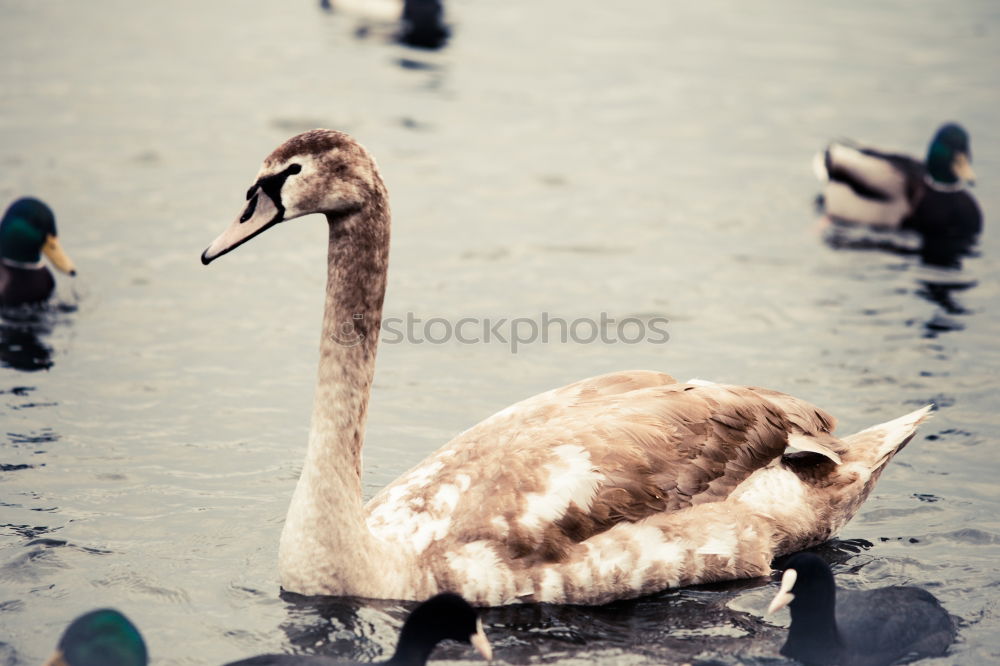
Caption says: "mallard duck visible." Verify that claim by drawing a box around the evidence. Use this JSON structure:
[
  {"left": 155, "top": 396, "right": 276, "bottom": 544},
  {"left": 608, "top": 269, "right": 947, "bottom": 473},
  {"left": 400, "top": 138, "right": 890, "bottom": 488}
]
[
  {"left": 44, "top": 609, "right": 147, "bottom": 666},
  {"left": 815, "top": 124, "right": 981, "bottom": 269},
  {"left": 224, "top": 593, "right": 491, "bottom": 665},
  {"left": 322, "top": 0, "right": 449, "bottom": 50},
  {"left": 815, "top": 123, "right": 977, "bottom": 227},
  {"left": 768, "top": 552, "right": 956, "bottom": 665},
  {"left": 0, "top": 197, "right": 77, "bottom": 307},
  {"left": 201, "top": 129, "right": 932, "bottom": 605}
]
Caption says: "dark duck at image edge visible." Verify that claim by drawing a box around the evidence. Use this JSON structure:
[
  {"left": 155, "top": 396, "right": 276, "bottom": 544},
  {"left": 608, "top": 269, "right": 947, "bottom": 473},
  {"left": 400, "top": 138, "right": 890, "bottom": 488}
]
[
  {"left": 815, "top": 123, "right": 981, "bottom": 269},
  {"left": 45, "top": 595, "right": 489, "bottom": 666},
  {"left": 0, "top": 197, "right": 77, "bottom": 307},
  {"left": 320, "top": 0, "right": 449, "bottom": 50},
  {"left": 224, "top": 593, "right": 491, "bottom": 665},
  {"left": 200, "top": 128, "right": 932, "bottom": 605},
  {"left": 768, "top": 552, "right": 956, "bottom": 666},
  {"left": 43, "top": 609, "right": 147, "bottom": 666}
]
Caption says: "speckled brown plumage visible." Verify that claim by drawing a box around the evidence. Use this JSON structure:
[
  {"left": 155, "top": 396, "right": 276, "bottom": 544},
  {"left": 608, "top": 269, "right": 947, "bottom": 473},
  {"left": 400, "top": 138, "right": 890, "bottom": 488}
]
[{"left": 202, "top": 129, "right": 933, "bottom": 606}]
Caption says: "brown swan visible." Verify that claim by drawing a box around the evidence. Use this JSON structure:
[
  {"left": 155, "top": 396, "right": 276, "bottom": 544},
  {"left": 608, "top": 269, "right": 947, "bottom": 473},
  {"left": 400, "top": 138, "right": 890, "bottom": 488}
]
[{"left": 201, "top": 129, "right": 931, "bottom": 605}]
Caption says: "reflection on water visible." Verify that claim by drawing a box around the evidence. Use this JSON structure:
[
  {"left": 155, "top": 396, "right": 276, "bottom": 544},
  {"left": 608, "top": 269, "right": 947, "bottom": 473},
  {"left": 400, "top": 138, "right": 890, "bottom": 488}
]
[
  {"left": 264, "top": 540, "right": 877, "bottom": 665},
  {"left": 0, "top": 323, "right": 53, "bottom": 372},
  {"left": 1, "top": 423, "right": 58, "bottom": 478},
  {"left": 821, "top": 218, "right": 982, "bottom": 338},
  {"left": 399, "top": 0, "right": 449, "bottom": 49},
  {"left": 916, "top": 278, "right": 975, "bottom": 315},
  {"left": 0, "top": 302, "right": 75, "bottom": 372},
  {"left": 2, "top": 0, "right": 999, "bottom": 664},
  {"left": 822, "top": 217, "right": 981, "bottom": 272},
  {"left": 273, "top": 586, "right": 787, "bottom": 666},
  {"left": 913, "top": 280, "right": 975, "bottom": 338},
  {"left": 274, "top": 594, "right": 408, "bottom": 663}
]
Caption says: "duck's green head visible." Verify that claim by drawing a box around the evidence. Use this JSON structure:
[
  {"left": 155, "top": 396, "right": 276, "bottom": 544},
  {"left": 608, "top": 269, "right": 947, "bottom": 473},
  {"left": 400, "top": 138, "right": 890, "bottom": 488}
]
[
  {"left": 44, "top": 609, "right": 147, "bottom": 666},
  {"left": 925, "top": 123, "right": 975, "bottom": 185},
  {"left": 0, "top": 197, "right": 76, "bottom": 274}
]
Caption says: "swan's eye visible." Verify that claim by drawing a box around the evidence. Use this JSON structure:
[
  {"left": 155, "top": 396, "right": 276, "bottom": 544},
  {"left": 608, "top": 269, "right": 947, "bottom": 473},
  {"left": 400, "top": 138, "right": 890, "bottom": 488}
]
[
  {"left": 258, "top": 163, "right": 304, "bottom": 207},
  {"left": 238, "top": 163, "right": 303, "bottom": 225}
]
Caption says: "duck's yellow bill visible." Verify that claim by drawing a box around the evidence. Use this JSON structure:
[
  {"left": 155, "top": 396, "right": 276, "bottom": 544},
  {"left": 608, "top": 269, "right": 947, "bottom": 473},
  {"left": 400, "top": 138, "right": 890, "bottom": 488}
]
[
  {"left": 42, "top": 235, "right": 77, "bottom": 275},
  {"left": 471, "top": 617, "right": 493, "bottom": 661},
  {"left": 767, "top": 567, "right": 798, "bottom": 614},
  {"left": 953, "top": 152, "right": 976, "bottom": 185},
  {"left": 42, "top": 649, "right": 69, "bottom": 666}
]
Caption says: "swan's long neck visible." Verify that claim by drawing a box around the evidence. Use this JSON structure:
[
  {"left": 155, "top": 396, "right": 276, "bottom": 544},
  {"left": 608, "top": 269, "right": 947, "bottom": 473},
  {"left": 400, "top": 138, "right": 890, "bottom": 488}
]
[{"left": 278, "top": 184, "right": 395, "bottom": 596}]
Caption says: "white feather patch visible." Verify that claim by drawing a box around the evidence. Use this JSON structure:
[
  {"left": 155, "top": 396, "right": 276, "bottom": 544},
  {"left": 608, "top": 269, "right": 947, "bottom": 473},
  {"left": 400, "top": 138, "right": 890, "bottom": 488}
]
[
  {"left": 827, "top": 143, "right": 907, "bottom": 192},
  {"left": 327, "top": 0, "right": 402, "bottom": 22},
  {"left": 518, "top": 445, "right": 603, "bottom": 532},
  {"left": 367, "top": 461, "right": 452, "bottom": 551},
  {"left": 537, "top": 569, "right": 565, "bottom": 603},
  {"left": 446, "top": 542, "right": 507, "bottom": 604},
  {"left": 695, "top": 524, "right": 737, "bottom": 557},
  {"left": 732, "top": 467, "right": 806, "bottom": 517},
  {"left": 431, "top": 484, "right": 461, "bottom": 514},
  {"left": 490, "top": 516, "right": 509, "bottom": 538},
  {"left": 622, "top": 524, "right": 686, "bottom": 590}
]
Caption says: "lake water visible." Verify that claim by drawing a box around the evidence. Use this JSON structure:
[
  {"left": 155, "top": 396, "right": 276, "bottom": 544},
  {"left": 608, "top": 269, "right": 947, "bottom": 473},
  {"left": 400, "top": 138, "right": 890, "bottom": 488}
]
[{"left": 1, "top": 1, "right": 998, "bottom": 664}]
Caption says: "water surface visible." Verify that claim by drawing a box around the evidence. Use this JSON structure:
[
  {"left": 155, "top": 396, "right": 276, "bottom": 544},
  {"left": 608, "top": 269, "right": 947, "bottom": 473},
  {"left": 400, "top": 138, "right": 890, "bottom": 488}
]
[{"left": 1, "top": 1, "right": 998, "bottom": 664}]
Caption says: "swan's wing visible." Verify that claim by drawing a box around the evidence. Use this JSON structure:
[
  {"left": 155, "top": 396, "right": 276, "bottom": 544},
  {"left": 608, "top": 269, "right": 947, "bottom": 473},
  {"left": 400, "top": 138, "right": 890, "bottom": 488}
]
[
  {"left": 365, "top": 371, "right": 838, "bottom": 565},
  {"left": 462, "top": 369, "right": 680, "bottom": 430}
]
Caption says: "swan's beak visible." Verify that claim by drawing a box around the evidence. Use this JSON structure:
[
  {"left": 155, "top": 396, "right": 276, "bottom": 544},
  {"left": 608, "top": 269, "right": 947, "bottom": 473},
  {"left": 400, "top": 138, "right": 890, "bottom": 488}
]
[
  {"left": 767, "top": 567, "right": 797, "bottom": 614},
  {"left": 201, "top": 190, "right": 282, "bottom": 265},
  {"left": 953, "top": 151, "right": 975, "bottom": 186},
  {"left": 470, "top": 617, "right": 493, "bottom": 661},
  {"left": 42, "top": 234, "right": 77, "bottom": 276}
]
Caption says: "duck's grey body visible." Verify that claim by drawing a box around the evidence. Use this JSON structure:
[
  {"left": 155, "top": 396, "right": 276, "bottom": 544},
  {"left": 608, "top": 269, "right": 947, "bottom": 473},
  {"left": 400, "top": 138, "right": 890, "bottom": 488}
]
[{"left": 770, "top": 553, "right": 955, "bottom": 666}]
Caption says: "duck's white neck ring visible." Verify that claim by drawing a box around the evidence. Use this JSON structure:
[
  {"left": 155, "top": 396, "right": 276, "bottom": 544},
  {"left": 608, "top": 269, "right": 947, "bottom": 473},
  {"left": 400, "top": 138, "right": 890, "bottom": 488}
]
[
  {"left": 924, "top": 175, "right": 965, "bottom": 193},
  {"left": 1, "top": 257, "right": 44, "bottom": 270}
]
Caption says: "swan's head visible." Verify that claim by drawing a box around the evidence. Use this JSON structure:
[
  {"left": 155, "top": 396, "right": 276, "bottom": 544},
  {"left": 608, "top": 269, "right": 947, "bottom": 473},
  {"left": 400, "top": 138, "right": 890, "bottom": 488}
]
[{"left": 201, "top": 129, "right": 383, "bottom": 265}]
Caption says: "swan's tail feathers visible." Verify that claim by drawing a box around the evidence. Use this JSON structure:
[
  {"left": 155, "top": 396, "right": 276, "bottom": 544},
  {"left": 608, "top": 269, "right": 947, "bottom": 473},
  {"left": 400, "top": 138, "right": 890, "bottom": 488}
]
[{"left": 844, "top": 405, "right": 934, "bottom": 468}]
